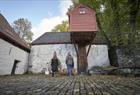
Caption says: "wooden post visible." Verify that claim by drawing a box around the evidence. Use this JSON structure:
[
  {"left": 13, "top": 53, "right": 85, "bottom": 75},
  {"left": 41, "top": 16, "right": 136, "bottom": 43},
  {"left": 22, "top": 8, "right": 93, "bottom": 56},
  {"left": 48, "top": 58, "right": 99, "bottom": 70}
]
[{"left": 77, "top": 44, "right": 88, "bottom": 74}]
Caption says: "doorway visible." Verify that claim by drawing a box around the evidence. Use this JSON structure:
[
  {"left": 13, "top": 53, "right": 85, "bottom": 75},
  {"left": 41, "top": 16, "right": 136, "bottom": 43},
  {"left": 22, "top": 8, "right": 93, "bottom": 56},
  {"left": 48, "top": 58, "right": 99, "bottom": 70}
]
[{"left": 11, "top": 60, "right": 20, "bottom": 75}]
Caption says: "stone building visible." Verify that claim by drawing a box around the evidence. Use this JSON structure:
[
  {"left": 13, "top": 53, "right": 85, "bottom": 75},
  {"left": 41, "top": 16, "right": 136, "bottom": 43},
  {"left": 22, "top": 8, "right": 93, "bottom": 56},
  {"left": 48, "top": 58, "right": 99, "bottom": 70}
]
[
  {"left": 29, "top": 4, "right": 110, "bottom": 74},
  {"left": 0, "top": 13, "right": 30, "bottom": 75},
  {"left": 30, "top": 38, "right": 110, "bottom": 73}
]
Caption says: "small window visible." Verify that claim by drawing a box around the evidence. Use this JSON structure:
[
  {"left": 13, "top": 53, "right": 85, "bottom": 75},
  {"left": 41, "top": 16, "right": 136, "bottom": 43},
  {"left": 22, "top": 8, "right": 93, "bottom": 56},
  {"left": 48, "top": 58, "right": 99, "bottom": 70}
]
[{"left": 79, "top": 7, "right": 86, "bottom": 14}]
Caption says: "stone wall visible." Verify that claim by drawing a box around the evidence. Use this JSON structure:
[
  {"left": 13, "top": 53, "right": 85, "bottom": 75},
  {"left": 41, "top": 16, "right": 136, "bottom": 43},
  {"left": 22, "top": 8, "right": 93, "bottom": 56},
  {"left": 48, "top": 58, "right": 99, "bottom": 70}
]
[
  {"left": 116, "top": 47, "right": 140, "bottom": 67},
  {"left": 29, "top": 44, "right": 110, "bottom": 73},
  {"left": 0, "top": 39, "right": 29, "bottom": 75},
  {"left": 109, "top": 46, "right": 140, "bottom": 67}
]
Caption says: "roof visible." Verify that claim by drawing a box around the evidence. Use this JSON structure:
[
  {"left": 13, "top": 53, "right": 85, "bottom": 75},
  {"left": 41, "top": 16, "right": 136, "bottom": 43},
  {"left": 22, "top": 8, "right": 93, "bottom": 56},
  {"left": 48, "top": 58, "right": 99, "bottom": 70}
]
[
  {"left": 0, "top": 13, "right": 30, "bottom": 52},
  {"left": 32, "top": 32, "right": 71, "bottom": 45},
  {"left": 32, "top": 32, "right": 107, "bottom": 45},
  {"left": 93, "top": 32, "right": 108, "bottom": 44},
  {"left": 68, "top": 4, "right": 96, "bottom": 15}
]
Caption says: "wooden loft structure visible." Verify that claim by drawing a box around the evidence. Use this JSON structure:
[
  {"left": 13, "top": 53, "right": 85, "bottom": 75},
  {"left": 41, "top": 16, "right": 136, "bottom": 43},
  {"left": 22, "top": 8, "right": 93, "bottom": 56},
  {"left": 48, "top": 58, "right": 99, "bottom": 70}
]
[{"left": 68, "top": 4, "right": 98, "bottom": 73}]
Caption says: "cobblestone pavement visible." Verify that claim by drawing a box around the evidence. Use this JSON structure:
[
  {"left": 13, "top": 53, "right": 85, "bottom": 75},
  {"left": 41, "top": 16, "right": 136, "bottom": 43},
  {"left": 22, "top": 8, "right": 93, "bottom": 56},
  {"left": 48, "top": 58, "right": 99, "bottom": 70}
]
[{"left": 0, "top": 75, "right": 140, "bottom": 95}]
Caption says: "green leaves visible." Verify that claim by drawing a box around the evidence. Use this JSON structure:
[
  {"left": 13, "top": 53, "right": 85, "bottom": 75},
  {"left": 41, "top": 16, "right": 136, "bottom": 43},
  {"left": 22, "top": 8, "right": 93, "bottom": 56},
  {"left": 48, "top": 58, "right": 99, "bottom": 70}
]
[
  {"left": 79, "top": 0, "right": 139, "bottom": 46},
  {"left": 51, "top": 21, "right": 69, "bottom": 32},
  {"left": 12, "top": 18, "right": 33, "bottom": 43}
]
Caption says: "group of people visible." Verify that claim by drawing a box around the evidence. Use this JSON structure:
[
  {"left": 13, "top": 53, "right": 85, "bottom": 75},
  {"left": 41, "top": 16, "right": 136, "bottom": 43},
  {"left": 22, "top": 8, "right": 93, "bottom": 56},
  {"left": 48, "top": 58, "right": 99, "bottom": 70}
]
[{"left": 51, "top": 51, "right": 74, "bottom": 77}]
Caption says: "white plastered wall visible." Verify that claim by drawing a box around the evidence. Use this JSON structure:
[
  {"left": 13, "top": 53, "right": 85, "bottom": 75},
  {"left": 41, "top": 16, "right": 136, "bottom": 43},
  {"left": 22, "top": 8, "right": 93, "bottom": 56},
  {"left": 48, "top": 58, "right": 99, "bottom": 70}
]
[
  {"left": 87, "top": 45, "right": 110, "bottom": 70},
  {"left": 0, "top": 38, "right": 29, "bottom": 75},
  {"left": 29, "top": 44, "right": 110, "bottom": 73},
  {"left": 29, "top": 44, "right": 77, "bottom": 73}
]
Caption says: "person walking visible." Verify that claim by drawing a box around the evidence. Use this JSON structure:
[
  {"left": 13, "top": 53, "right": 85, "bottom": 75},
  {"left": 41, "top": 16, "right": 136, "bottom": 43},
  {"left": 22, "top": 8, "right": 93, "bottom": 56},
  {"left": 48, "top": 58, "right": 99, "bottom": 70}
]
[
  {"left": 66, "top": 52, "right": 74, "bottom": 76},
  {"left": 51, "top": 51, "right": 60, "bottom": 77}
]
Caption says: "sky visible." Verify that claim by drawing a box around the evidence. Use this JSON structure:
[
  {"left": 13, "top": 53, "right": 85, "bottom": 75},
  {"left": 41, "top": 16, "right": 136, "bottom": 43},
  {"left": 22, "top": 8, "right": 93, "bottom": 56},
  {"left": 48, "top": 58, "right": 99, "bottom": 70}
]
[{"left": 0, "top": 0, "right": 73, "bottom": 40}]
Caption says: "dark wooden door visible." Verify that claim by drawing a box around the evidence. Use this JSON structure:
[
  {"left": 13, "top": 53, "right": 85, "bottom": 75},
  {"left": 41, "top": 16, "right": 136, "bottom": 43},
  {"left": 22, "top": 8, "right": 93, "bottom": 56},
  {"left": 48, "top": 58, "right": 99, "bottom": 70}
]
[{"left": 11, "top": 60, "right": 20, "bottom": 75}]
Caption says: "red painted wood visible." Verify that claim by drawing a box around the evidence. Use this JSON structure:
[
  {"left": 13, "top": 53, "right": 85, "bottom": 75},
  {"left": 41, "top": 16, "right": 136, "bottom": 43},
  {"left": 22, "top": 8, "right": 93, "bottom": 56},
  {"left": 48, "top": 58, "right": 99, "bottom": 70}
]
[{"left": 69, "top": 4, "right": 98, "bottom": 32}]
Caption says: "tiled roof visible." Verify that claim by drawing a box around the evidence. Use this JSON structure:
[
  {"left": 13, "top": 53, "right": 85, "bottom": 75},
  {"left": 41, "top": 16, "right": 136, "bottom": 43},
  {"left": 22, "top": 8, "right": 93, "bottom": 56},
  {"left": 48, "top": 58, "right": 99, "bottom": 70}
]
[
  {"left": 32, "top": 32, "right": 71, "bottom": 45},
  {"left": 32, "top": 32, "right": 107, "bottom": 45},
  {"left": 0, "top": 13, "right": 30, "bottom": 52}
]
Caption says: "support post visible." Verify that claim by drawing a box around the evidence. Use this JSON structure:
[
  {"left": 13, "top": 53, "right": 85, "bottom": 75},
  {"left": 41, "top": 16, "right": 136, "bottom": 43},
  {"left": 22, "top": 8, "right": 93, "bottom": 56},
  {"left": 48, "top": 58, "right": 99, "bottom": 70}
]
[
  {"left": 77, "top": 44, "right": 88, "bottom": 74},
  {"left": 74, "top": 43, "right": 78, "bottom": 56},
  {"left": 86, "top": 44, "right": 92, "bottom": 57}
]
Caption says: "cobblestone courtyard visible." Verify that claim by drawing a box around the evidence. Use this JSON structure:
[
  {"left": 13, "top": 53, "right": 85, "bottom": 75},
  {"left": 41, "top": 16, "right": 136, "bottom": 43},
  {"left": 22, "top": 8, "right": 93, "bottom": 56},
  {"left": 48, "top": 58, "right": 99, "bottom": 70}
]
[{"left": 0, "top": 75, "right": 140, "bottom": 95}]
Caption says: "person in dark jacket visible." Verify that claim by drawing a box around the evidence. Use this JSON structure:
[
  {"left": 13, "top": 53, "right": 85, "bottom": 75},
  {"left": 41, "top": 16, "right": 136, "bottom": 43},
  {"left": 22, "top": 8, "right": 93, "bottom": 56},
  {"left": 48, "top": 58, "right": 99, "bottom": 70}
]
[
  {"left": 66, "top": 52, "right": 74, "bottom": 76},
  {"left": 51, "top": 51, "right": 60, "bottom": 77}
]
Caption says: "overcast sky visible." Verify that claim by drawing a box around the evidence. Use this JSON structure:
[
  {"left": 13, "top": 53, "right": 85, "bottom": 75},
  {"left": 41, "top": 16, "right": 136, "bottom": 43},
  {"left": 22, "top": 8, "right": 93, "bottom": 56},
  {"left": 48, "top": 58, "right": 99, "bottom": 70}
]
[{"left": 0, "top": 0, "right": 72, "bottom": 40}]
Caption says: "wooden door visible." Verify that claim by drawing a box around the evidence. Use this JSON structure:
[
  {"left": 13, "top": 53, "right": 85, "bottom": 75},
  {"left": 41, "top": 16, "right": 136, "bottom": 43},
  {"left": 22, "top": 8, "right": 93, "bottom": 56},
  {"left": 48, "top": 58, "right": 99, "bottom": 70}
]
[{"left": 11, "top": 60, "right": 20, "bottom": 75}]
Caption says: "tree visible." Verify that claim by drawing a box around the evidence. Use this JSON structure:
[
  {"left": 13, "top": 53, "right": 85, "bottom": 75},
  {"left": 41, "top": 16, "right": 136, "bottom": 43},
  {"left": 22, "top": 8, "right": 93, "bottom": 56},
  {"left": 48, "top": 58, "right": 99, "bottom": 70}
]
[
  {"left": 12, "top": 18, "right": 33, "bottom": 43},
  {"left": 110, "top": 0, "right": 122, "bottom": 45},
  {"left": 51, "top": 21, "right": 69, "bottom": 32},
  {"left": 127, "top": 0, "right": 140, "bottom": 55}
]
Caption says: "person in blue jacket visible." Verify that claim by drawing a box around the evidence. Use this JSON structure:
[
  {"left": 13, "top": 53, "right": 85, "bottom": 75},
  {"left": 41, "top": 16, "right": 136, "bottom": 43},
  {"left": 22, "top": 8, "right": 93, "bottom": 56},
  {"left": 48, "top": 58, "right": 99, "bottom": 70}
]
[{"left": 66, "top": 52, "right": 74, "bottom": 76}]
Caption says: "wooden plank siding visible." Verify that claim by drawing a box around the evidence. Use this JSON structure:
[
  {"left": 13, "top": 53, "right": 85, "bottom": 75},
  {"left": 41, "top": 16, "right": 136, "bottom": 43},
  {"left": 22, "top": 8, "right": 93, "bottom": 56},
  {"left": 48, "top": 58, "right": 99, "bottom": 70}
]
[{"left": 69, "top": 4, "right": 98, "bottom": 32}]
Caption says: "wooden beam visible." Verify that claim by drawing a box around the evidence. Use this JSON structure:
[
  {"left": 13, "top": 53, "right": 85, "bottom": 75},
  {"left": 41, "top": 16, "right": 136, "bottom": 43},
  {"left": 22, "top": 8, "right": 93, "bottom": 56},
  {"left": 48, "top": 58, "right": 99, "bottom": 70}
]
[
  {"left": 86, "top": 44, "right": 92, "bottom": 56},
  {"left": 86, "top": 32, "right": 96, "bottom": 56},
  {"left": 73, "top": 43, "right": 78, "bottom": 56}
]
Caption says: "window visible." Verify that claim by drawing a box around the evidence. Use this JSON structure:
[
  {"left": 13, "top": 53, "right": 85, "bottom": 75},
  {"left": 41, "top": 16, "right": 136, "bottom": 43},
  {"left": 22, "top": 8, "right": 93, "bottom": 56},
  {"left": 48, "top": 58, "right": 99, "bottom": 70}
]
[{"left": 79, "top": 7, "right": 86, "bottom": 14}]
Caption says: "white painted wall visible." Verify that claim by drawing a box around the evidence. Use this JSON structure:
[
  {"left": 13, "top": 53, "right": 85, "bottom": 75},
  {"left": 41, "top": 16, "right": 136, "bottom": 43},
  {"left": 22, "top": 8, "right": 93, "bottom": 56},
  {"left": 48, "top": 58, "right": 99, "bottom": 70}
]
[
  {"left": 0, "top": 39, "right": 29, "bottom": 75},
  {"left": 29, "top": 44, "right": 110, "bottom": 73},
  {"left": 87, "top": 45, "right": 110, "bottom": 70},
  {"left": 29, "top": 44, "right": 77, "bottom": 73}
]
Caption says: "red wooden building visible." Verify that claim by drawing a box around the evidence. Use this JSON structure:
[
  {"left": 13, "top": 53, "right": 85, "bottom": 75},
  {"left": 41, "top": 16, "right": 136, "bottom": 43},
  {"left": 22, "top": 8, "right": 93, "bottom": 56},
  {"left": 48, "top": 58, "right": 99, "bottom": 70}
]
[{"left": 68, "top": 4, "right": 98, "bottom": 73}]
